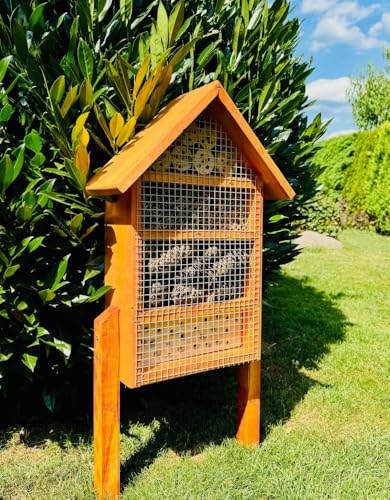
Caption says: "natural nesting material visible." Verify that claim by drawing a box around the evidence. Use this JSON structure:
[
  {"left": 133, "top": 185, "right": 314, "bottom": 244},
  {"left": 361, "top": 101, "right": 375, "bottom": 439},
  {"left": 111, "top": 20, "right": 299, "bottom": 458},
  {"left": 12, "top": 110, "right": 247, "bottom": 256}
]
[
  {"left": 148, "top": 282, "right": 169, "bottom": 308},
  {"left": 197, "top": 127, "right": 218, "bottom": 149},
  {"left": 193, "top": 147, "right": 215, "bottom": 175},
  {"left": 180, "top": 123, "right": 199, "bottom": 147},
  {"left": 171, "top": 145, "right": 192, "bottom": 173},
  {"left": 215, "top": 150, "right": 233, "bottom": 176},
  {"left": 148, "top": 244, "right": 192, "bottom": 273},
  {"left": 208, "top": 249, "right": 249, "bottom": 281},
  {"left": 205, "top": 246, "right": 219, "bottom": 258},
  {"left": 171, "top": 284, "right": 202, "bottom": 305},
  {"left": 151, "top": 151, "right": 172, "bottom": 172},
  {"left": 206, "top": 285, "right": 240, "bottom": 303}
]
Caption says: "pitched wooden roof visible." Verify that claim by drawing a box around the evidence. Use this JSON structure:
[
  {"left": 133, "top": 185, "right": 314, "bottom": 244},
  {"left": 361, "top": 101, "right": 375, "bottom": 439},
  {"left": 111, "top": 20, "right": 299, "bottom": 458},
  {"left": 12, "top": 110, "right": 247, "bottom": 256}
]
[{"left": 86, "top": 81, "right": 295, "bottom": 200}]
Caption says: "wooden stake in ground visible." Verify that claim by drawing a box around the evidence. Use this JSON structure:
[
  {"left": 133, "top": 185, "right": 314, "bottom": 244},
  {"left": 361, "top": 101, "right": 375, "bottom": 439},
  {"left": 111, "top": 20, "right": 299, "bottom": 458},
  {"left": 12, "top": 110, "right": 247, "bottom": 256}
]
[
  {"left": 237, "top": 360, "right": 261, "bottom": 445},
  {"left": 94, "top": 305, "right": 120, "bottom": 499}
]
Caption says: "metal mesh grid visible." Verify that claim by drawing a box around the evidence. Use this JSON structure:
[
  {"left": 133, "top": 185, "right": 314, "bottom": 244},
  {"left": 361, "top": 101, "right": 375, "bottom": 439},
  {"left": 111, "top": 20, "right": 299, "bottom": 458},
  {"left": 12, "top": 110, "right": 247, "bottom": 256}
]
[{"left": 134, "top": 113, "right": 262, "bottom": 385}]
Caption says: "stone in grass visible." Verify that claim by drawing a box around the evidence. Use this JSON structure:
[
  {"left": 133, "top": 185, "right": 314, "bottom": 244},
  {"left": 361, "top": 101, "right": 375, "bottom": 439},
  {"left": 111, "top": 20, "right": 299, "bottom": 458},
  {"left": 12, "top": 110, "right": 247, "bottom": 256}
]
[{"left": 294, "top": 230, "right": 343, "bottom": 250}]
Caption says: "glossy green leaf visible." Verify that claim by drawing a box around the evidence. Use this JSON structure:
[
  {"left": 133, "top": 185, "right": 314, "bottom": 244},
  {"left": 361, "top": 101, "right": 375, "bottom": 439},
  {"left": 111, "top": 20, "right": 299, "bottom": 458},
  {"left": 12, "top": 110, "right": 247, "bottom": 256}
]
[
  {"left": 50, "top": 75, "right": 66, "bottom": 105},
  {"left": 21, "top": 353, "right": 38, "bottom": 372},
  {"left": 170, "top": 39, "right": 197, "bottom": 68},
  {"left": 0, "top": 103, "right": 13, "bottom": 122},
  {"left": 25, "top": 130, "right": 43, "bottom": 153},
  {"left": 97, "top": 0, "right": 113, "bottom": 22},
  {"left": 70, "top": 213, "right": 83, "bottom": 233},
  {"left": 168, "top": 0, "right": 184, "bottom": 44},
  {"left": 77, "top": 39, "right": 94, "bottom": 82},
  {"left": 0, "top": 154, "right": 13, "bottom": 197},
  {"left": 157, "top": 2, "right": 169, "bottom": 50},
  {"left": 4, "top": 264, "right": 20, "bottom": 278},
  {"left": 0, "top": 56, "right": 12, "bottom": 83},
  {"left": 44, "top": 338, "right": 72, "bottom": 358},
  {"left": 31, "top": 152, "right": 46, "bottom": 168},
  {"left": 79, "top": 80, "right": 93, "bottom": 110},
  {"left": 29, "top": 3, "right": 46, "bottom": 30}
]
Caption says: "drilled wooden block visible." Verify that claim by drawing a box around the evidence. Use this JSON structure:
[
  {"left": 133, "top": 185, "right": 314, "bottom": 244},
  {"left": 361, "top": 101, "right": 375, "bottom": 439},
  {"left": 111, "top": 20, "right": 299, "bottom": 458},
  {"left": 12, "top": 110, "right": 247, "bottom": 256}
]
[{"left": 140, "top": 310, "right": 243, "bottom": 369}]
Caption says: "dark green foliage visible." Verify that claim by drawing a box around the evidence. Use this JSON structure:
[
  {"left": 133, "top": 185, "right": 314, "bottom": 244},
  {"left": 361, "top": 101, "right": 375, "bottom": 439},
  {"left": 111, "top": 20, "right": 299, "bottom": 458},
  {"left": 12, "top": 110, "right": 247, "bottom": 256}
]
[
  {"left": 0, "top": 0, "right": 325, "bottom": 413},
  {"left": 298, "top": 133, "right": 356, "bottom": 236},
  {"left": 343, "top": 124, "right": 390, "bottom": 233},
  {"left": 299, "top": 194, "right": 342, "bottom": 237},
  {"left": 0, "top": 0, "right": 197, "bottom": 413}
]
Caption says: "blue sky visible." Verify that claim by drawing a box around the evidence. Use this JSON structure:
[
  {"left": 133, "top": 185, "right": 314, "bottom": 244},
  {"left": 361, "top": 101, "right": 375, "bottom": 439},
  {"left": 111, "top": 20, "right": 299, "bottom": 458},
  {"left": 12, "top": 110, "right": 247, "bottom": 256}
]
[{"left": 292, "top": 0, "right": 390, "bottom": 138}]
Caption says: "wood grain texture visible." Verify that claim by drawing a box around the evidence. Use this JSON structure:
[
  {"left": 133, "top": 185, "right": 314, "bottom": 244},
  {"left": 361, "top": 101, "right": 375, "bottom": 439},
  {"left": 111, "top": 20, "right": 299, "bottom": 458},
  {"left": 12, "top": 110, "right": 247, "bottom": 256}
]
[
  {"left": 139, "top": 229, "right": 257, "bottom": 241},
  {"left": 104, "top": 190, "right": 138, "bottom": 388},
  {"left": 142, "top": 171, "right": 256, "bottom": 189},
  {"left": 86, "top": 81, "right": 295, "bottom": 201},
  {"left": 236, "top": 182, "right": 263, "bottom": 447},
  {"left": 94, "top": 305, "right": 120, "bottom": 499},
  {"left": 140, "top": 345, "right": 257, "bottom": 385},
  {"left": 236, "top": 360, "right": 261, "bottom": 446}
]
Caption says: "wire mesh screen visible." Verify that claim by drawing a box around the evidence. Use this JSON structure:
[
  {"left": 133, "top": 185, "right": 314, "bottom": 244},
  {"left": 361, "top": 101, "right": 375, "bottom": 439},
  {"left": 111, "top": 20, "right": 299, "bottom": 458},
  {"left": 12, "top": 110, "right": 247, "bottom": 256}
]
[{"left": 134, "top": 113, "right": 262, "bottom": 385}]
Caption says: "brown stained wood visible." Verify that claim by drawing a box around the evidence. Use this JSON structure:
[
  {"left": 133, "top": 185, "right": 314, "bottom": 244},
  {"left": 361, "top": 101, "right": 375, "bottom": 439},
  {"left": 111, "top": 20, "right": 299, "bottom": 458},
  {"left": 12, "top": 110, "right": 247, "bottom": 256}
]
[
  {"left": 141, "top": 296, "right": 255, "bottom": 324},
  {"left": 142, "top": 171, "right": 256, "bottom": 189},
  {"left": 139, "top": 229, "right": 257, "bottom": 241},
  {"left": 141, "top": 309, "right": 243, "bottom": 369},
  {"left": 86, "top": 81, "right": 295, "bottom": 201},
  {"left": 94, "top": 305, "right": 120, "bottom": 499},
  {"left": 105, "top": 191, "right": 138, "bottom": 388},
  {"left": 237, "top": 360, "right": 261, "bottom": 446},
  {"left": 140, "top": 344, "right": 258, "bottom": 385}
]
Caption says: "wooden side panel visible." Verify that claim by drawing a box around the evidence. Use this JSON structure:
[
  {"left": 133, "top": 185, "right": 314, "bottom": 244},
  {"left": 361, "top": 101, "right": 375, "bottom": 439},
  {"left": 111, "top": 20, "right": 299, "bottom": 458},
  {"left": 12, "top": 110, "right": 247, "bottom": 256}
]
[
  {"left": 105, "top": 190, "right": 138, "bottom": 388},
  {"left": 94, "top": 305, "right": 120, "bottom": 499}
]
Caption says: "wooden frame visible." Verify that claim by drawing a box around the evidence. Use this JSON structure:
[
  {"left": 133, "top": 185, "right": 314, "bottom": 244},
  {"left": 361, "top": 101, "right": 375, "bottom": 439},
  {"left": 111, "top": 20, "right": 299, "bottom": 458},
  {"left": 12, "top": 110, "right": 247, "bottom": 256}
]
[{"left": 87, "top": 81, "right": 295, "bottom": 497}]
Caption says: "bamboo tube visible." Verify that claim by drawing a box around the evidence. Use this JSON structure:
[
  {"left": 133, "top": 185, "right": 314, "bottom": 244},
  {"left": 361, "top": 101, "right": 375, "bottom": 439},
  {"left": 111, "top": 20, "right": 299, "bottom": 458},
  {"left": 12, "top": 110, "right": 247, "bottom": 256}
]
[
  {"left": 171, "top": 145, "right": 192, "bottom": 172},
  {"left": 151, "top": 150, "right": 172, "bottom": 172},
  {"left": 193, "top": 146, "right": 215, "bottom": 175},
  {"left": 215, "top": 150, "right": 233, "bottom": 176}
]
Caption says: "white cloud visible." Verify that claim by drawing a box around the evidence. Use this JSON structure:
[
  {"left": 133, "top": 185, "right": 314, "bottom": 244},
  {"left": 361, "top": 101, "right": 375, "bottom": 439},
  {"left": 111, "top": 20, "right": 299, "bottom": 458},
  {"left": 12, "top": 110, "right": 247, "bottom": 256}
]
[
  {"left": 304, "top": 0, "right": 386, "bottom": 50},
  {"left": 312, "top": 16, "right": 384, "bottom": 50},
  {"left": 301, "top": 0, "right": 336, "bottom": 14},
  {"left": 330, "top": 2, "right": 380, "bottom": 21},
  {"left": 369, "top": 12, "right": 390, "bottom": 36},
  {"left": 307, "top": 77, "right": 351, "bottom": 103}
]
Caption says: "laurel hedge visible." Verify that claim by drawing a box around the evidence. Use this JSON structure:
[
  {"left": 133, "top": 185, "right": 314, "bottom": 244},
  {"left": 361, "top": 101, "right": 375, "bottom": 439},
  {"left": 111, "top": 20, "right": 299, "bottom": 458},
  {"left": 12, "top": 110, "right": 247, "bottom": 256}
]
[
  {"left": 343, "top": 124, "right": 390, "bottom": 233},
  {"left": 0, "top": 0, "right": 325, "bottom": 414}
]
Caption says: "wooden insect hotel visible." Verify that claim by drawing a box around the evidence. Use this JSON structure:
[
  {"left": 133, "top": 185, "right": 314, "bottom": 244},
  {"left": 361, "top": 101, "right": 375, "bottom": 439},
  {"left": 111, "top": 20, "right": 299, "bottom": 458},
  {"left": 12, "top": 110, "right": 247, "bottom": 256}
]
[{"left": 87, "top": 81, "right": 294, "bottom": 498}]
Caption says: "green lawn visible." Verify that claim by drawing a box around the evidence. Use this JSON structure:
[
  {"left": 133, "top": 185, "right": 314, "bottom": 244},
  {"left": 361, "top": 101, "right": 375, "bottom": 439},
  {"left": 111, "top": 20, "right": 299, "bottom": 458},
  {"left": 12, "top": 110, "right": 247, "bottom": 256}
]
[{"left": 1, "top": 230, "right": 389, "bottom": 499}]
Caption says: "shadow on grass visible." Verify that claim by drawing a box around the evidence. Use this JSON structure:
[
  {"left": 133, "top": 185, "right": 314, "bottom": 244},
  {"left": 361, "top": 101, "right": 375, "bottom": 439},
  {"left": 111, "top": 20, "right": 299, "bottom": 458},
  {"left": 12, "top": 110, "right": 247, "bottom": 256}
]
[
  {"left": 118, "top": 274, "right": 348, "bottom": 487},
  {"left": 0, "top": 274, "right": 348, "bottom": 490}
]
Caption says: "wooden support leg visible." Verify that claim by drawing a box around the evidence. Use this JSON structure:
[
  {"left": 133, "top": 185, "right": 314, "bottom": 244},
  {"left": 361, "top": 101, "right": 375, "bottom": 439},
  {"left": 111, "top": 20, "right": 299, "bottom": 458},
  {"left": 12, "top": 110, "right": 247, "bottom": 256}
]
[
  {"left": 94, "top": 306, "right": 120, "bottom": 499},
  {"left": 236, "top": 360, "right": 260, "bottom": 446}
]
